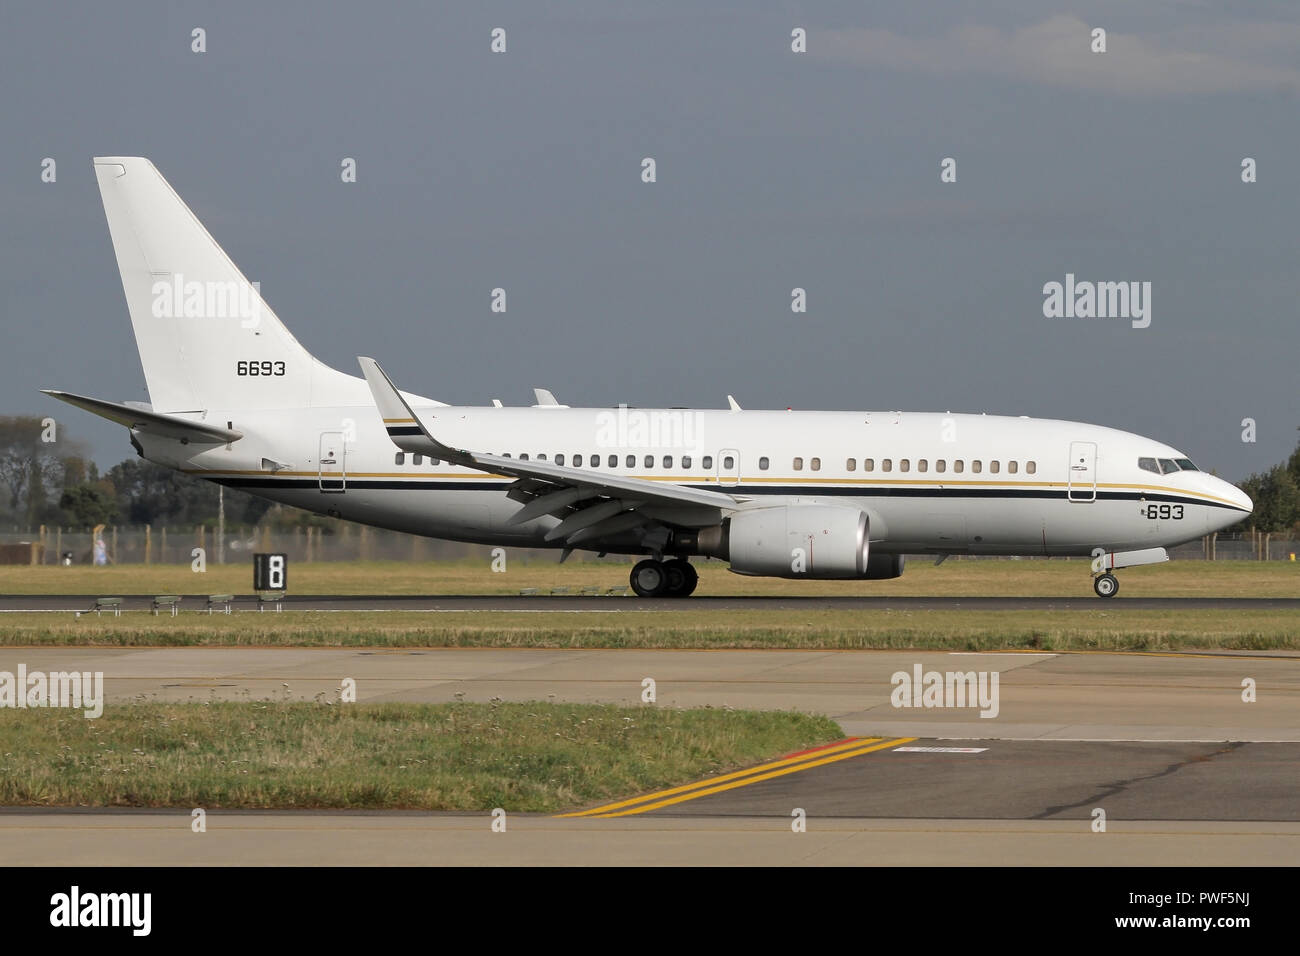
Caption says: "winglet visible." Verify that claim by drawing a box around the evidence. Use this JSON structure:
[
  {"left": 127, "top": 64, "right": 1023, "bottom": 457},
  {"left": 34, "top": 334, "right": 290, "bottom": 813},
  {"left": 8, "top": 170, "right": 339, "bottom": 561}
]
[
  {"left": 357, "top": 357, "right": 469, "bottom": 462},
  {"left": 726, "top": 395, "right": 742, "bottom": 412}
]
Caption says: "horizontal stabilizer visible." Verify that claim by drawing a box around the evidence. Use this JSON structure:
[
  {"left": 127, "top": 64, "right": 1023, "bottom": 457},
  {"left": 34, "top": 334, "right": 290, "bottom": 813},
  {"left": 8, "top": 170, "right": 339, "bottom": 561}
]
[{"left": 42, "top": 390, "right": 243, "bottom": 443}]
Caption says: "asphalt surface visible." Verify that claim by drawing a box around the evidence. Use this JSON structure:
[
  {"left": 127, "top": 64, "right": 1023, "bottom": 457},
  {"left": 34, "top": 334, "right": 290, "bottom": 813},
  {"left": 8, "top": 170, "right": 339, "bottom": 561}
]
[
  {"left": 642, "top": 738, "right": 1300, "bottom": 821},
  {"left": 1, "top": 810, "right": 1294, "bottom": 866},
  {"left": 3, "top": 593, "right": 1297, "bottom": 611}
]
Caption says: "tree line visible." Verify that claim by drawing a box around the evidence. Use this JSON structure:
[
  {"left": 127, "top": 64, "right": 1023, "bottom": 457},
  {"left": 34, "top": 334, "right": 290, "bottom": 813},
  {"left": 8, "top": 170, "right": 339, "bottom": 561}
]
[
  {"left": 1, "top": 416, "right": 273, "bottom": 529},
  {"left": 1232, "top": 436, "right": 1300, "bottom": 535}
]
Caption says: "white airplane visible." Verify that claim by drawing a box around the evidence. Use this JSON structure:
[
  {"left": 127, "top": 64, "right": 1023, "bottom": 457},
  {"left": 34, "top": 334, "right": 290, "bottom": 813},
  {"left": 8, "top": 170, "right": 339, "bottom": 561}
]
[{"left": 46, "top": 157, "right": 1252, "bottom": 598}]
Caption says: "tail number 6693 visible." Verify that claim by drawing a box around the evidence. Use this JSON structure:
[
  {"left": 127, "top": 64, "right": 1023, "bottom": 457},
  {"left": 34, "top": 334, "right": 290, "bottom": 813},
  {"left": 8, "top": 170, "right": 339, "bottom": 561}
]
[{"left": 237, "top": 361, "right": 286, "bottom": 376}]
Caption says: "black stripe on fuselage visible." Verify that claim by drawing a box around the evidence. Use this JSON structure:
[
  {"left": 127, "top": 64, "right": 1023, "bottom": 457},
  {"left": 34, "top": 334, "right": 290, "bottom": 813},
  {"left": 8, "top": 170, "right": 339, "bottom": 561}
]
[
  {"left": 385, "top": 426, "right": 422, "bottom": 436},
  {"left": 206, "top": 476, "right": 1248, "bottom": 512}
]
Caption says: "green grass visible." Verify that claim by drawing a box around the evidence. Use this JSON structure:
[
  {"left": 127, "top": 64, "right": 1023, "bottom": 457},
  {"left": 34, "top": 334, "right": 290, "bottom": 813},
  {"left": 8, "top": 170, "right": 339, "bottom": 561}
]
[
  {"left": 5, "top": 557, "right": 1297, "bottom": 597},
  {"left": 1, "top": 608, "right": 1296, "bottom": 651},
  {"left": 0, "top": 700, "right": 841, "bottom": 811}
]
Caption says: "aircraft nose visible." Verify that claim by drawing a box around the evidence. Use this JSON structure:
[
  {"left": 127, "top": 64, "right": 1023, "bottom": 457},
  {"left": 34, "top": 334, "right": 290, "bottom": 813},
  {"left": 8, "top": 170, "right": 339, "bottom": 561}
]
[{"left": 1210, "top": 479, "right": 1252, "bottom": 531}]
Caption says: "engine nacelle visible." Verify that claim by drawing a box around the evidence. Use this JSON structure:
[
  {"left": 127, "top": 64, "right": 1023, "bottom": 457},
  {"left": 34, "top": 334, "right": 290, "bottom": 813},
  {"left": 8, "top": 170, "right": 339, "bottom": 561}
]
[{"left": 726, "top": 505, "right": 870, "bottom": 579}]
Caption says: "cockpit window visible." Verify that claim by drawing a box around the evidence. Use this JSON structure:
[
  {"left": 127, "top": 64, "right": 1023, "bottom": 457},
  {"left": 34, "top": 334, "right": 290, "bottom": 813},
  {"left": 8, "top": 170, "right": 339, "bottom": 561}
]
[
  {"left": 1138, "top": 457, "right": 1160, "bottom": 475},
  {"left": 1157, "top": 458, "right": 1179, "bottom": 475},
  {"left": 1175, "top": 458, "right": 1198, "bottom": 472}
]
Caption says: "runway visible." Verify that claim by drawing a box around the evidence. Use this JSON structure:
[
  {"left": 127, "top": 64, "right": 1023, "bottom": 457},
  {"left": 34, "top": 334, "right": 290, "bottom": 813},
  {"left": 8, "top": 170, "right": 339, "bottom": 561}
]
[
  {"left": 2, "top": 646, "right": 1296, "bottom": 864},
  {"left": 3, "top": 646, "right": 1297, "bottom": 740},
  {"left": 3, "top": 593, "right": 1297, "bottom": 612}
]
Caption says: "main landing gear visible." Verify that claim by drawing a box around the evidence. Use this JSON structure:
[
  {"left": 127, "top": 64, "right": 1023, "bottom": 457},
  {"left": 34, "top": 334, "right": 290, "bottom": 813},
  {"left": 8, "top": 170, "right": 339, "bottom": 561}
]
[
  {"left": 1093, "top": 572, "right": 1119, "bottom": 598},
  {"left": 630, "top": 558, "right": 699, "bottom": 598}
]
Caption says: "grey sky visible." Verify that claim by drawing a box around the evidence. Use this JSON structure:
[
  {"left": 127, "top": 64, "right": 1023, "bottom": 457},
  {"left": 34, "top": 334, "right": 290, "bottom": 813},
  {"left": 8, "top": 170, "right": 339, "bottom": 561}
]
[{"left": 2, "top": 1, "right": 1296, "bottom": 482}]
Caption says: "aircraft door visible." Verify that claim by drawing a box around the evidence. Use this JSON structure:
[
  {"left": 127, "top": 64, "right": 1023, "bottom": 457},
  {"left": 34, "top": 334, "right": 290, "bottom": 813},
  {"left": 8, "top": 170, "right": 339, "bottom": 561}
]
[
  {"left": 1067, "top": 441, "right": 1097, "bottom": 502},
  {"left": 319, "top": 431, "right": 346, "bottom": 493}
]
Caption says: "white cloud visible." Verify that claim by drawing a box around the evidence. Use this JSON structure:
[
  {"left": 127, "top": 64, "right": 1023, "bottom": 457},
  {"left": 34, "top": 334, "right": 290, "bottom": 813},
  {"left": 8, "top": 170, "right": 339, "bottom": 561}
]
[{"left": 818, "top": 15, "right": 1300, "bottom": 96}]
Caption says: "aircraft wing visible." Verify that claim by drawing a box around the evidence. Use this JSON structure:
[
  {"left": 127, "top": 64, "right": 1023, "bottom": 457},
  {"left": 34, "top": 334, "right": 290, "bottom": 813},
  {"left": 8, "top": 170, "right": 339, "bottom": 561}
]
[
  {"left": 358, "top": 357, "right": 739, "bottom": 546},
  {"left": 42, "top": 389, "right": 243, "bottom": 443}
]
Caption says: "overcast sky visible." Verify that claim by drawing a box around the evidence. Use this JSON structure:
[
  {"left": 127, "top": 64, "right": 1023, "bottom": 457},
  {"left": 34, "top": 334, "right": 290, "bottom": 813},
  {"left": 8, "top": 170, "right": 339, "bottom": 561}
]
[{"left": 2, "top": 1, "right": 1297, "bottom": 482}]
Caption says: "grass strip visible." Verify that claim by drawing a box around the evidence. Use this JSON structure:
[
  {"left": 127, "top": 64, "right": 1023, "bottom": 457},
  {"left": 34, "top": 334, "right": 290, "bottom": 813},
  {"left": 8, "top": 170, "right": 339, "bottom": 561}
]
[{"left": 0, "top": 700, "right": 841, "bottom": 812}]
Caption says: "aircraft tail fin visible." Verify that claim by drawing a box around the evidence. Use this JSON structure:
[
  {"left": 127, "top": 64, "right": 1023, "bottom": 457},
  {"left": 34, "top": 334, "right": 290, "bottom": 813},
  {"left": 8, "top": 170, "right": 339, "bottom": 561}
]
[{"left": 92, "top": 157, "right": 380, "bottom": 413}]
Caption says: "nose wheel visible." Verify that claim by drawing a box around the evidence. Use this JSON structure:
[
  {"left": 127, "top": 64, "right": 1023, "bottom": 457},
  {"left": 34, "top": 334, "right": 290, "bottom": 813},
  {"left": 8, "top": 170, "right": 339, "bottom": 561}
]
[{"left": 1093, "top": 572, "right": 1119, "bottom": 598}]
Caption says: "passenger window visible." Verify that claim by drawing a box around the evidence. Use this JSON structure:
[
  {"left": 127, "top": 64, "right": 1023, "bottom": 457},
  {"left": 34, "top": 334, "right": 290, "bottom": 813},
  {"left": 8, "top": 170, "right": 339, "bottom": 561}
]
[
  {"left": 723, "top": 455, "right": 734, "bottom": 469},
  {"left": 953, "top": 460, "right": 964, "bottom": 473},
  {"left": 703, "top": 456, "right": 713, "bottom": 469},
  {"left": 555, "top": 454, "right": 564, "bottom": 466},
  {"left": 918, "top": 459, "right": 927, "bottom": 473},
  {"left": 645, "top": 455, "right": 654, "bottom": 468},
  {"left": 627, "top": 455, "right": 636, "bottom": 468},
  {"left": 537, "top": 454, "right": 547, "bottom": 461},
  {"left": 811, "top": 457, "right": 821, "bottom": 471},
  {"left": 972, "top": 460, "right": 981, "bottom": 474},
  {"left": 663, "top": 455, "right": 673, "bottom": 468},
  {"left": 882, "top": 459, "right": 892, "bottom": 472},
  {"left": 1008, "top": 461, "right": 1017, "bottom": 474},
  {"left": 989, "top": 461, "right": 999, "bottom": 474},
  {"left": 845, "top": 458, "right": 855, "bottom": 472},
  {"left": 573, "top": 454, "right": 582, "bottom": 467},
  {"left": 589, "top": 454, "right": 598, "bottom": 467},
  {"left": 413, "top": 454, "right": 423, "bottom": 465},
  {"left": 793, "top": 457, "right": 803, "bottom": 471},
  {"left": 608, "top": 455, "right": 617, "bottom": 468},
  {"left": 1026, "top": 461, "right": 1036, "bottom": 475},
  {"left": 682, "top": 455, "right": 692, "bottom": 468},
  {"left": 936, "top": 460, "right": 946, "bottom": 473},
  {"left": 864, "top": 458, "right": 874, "bottom": 472},
  {"left": 394, "top": 452, "right": 405, "bottom": 465},
  {"left": 431, "top": 458, "right": 441, "bottom": 466},
  {"left": 899, "top": 459, "right": 910, "bottom": 472},
  {"left": 1138, "top": 457, "right": 1159, "bottom": 474},
  {"left": 519, "top": 453, "right": 528, "bottom": 461},
  {"left": 760, "top": 457, "right": 770, "bottom": 470}
]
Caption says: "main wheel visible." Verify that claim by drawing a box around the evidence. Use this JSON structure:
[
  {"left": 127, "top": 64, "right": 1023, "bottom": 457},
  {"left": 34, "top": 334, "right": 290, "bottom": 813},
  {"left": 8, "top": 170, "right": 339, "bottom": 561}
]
[
  {"left": 661, "top": 559, "right": 698, "bottom": 597},
  {"left": 678, "top": 560, "right": 699, "bottom": 597},
  {"left": 1093, "top": 573, "right": 1119, "bottom": 598},
  {"left": 630, "top": 559, "right": 668, "bottom": 597}
]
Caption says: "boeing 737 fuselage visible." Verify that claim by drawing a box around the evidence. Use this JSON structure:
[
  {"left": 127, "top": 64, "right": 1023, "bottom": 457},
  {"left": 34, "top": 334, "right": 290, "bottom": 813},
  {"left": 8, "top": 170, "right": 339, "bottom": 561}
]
[{"left": 46, "top": 158, "right": 1253, "bottom": 598}]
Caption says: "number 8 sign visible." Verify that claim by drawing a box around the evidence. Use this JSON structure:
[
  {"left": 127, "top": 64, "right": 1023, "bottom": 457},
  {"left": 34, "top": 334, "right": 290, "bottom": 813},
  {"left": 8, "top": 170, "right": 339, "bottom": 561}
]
[{"left": 254, "top": 553, "right": 288, "bottom": 591}]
